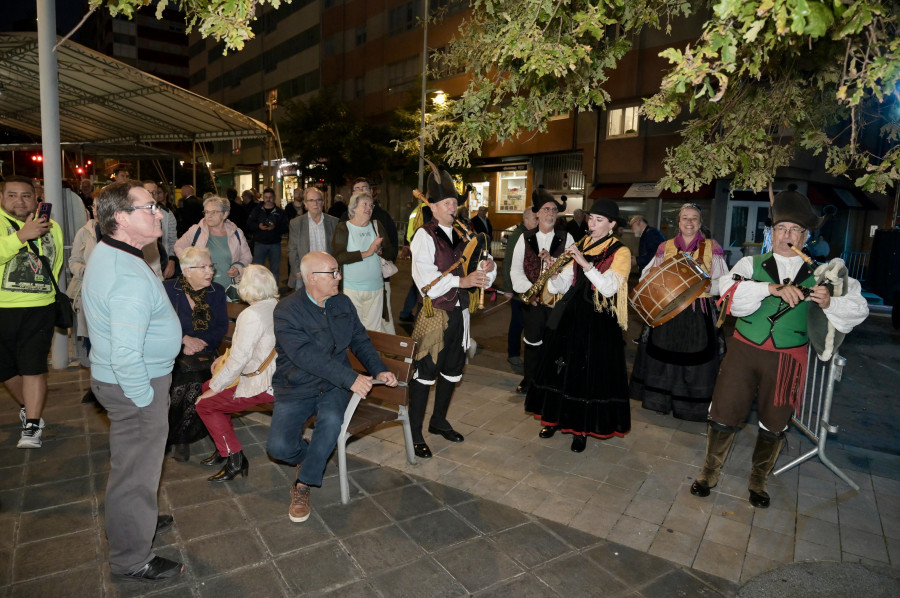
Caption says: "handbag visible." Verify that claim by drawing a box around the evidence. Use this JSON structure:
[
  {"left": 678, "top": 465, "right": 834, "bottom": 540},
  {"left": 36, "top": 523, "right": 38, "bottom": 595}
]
[
  {"left": 211, "top": 347, "right": 277, "bottom": 389},
  {"left": 20, "top": 232, "right": 74, "bottom": 329},
  {"left": 175, "top": 350, "right": 217, "bottom": 373},
  {"left": 373, "top": 220, "right": 398, "bottom": 278}
]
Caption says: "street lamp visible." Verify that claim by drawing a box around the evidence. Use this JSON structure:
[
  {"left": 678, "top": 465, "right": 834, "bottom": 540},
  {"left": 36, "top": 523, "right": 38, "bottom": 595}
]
[{"left": 417, "top": 0, "right": 431, "bottom": 192}]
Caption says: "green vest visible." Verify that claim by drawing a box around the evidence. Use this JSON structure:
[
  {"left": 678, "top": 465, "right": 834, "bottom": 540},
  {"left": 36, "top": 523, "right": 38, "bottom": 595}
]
[{"left": 734, "top": 253, "right": 816, "bottom": 349}]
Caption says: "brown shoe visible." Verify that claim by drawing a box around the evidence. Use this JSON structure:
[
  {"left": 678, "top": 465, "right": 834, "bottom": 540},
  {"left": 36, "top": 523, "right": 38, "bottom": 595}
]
[{"left": 289, "top": 483, "right": 311, "bottom": 523}]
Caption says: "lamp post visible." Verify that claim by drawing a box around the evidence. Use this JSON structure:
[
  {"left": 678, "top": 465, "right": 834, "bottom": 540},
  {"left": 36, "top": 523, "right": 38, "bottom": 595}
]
[{"left": 417, "top": 0, "right": 430, "bottom": 192}]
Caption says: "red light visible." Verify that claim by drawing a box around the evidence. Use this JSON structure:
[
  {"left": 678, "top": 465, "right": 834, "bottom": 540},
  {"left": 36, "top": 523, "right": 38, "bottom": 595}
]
[
  {"left": 86, "top": 160, "right": 92, "bottom": 165},
  {"left": 76, "top": 167, "right": 84, "bottom": 175}
]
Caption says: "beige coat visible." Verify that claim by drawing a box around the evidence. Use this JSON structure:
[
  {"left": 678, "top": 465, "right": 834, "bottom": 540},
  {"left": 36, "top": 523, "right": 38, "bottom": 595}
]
[{"left": 208, "top": 298, "right": 277, "bottom": 398}]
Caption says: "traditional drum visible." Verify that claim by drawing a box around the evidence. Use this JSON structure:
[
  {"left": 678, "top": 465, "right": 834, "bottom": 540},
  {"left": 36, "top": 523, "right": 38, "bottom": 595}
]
[{"left": 630, "top": 253, "right": 711, "bottom": 327}]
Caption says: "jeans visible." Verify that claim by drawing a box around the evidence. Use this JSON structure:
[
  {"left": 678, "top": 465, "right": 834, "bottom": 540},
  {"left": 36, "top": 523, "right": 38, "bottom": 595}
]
[
  {"left": 252, "top": 242, "right": 281, "bottom": 284},
  {"left": 399, "top": 283, "right": 419, "bottom": 319},
  {"left": 266, "top": 388, "right": 348, "bottom": 487}
]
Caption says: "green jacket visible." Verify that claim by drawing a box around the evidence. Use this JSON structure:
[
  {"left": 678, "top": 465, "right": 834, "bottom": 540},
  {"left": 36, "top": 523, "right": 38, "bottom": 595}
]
[
  {"left": 1, "top": 208, "right": 64, "bottom": 308},
  {"left": 735, "top": 253, "right": 816, "bottom": 348}
]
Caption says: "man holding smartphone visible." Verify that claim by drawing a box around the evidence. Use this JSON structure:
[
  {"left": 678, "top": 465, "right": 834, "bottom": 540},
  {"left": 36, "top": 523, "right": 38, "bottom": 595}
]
[{"left": 0, "top": 176, "right": 63, "bottom": 449}]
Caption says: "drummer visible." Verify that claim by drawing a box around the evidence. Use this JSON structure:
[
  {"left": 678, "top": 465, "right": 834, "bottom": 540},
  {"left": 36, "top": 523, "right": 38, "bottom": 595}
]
[
  {"left": 629, "top": 203, "right": 729, "bottom": 421},
  {"left": 407, "top": 161, "right": 496, "bottom": 459},
  {"left": 509, "top": 187, "right": 574, "bottom": 395}
]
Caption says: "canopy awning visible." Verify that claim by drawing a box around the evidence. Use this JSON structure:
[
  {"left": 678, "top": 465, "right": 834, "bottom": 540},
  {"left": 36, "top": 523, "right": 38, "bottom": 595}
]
[
  {"left": 0, "top": 32, "right": 270, "bottom": 144},
  {"left": 588, "top": 182, "right": 714, "bottom": 200}
]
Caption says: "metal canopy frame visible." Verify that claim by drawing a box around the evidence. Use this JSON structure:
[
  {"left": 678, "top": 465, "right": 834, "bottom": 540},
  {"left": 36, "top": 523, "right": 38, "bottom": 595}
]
[{"left": 0, "top": 32, "right": 270, "bottom": 144}]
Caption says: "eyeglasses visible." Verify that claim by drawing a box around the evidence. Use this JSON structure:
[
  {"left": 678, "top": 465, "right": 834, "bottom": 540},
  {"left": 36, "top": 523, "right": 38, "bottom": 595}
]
[
  {"left": 312, "top": 270, "right": 341, "bottom": 279},
  {"left": 305, "top": 198, "right": 324, "bottom": 204},
  {"left": 125, "top": 203, "right": 160, "bottom": 215},
  {"left": 184, "top": 264, "right": 215, "bottom": 271},
  {"left": 773, "top": 225, "right": 806, "bottom": 235},
  {"left": 353, "top": 186, "right": 371, "bottom": 193},
  {"left": 203, "top": 210, "right": 225, "bottom": 215}
]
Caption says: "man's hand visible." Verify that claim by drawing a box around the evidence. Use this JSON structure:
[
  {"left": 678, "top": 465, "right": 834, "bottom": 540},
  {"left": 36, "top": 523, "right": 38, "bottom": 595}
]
[
  {"left": 226, "top": 265, "right": 239, "bottom": 278},
  {"left": 163, "top": 261, "right": 176, "bottom": 279},
  {"left": 351, "top": 374, "right": 374, "bottom": 398},
  {"left": 182, "top": 335, "right": 207, "bottom": 356},
  {"left": 16, "top": 213, "right": 50, "bottom": 243},
  {"left": 769, "top": 283, "right": 807, "bottom": 308},
  {"left": 538, "top": 249, "right": 553, "bottom": 267},
  {"left": 376, "top": 371, "right": 398, "bottom": 387},
  {"left": 480, "top": 259, "right": 495, "bottom": 274},
  {"left": 809, "top": 285, "right": 831, "bottom": 309},
  {"left": 460, "top": 269, "right": 489, "bottom": 289}
]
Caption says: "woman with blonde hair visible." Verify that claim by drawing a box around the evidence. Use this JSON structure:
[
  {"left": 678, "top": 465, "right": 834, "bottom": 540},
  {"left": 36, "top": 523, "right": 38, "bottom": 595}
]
[
  {"left": 331, "top": 191, "right": 394, "bottom": 330},
  {"left": 195, "top": 265, "right": 278, "bottom": 481}
]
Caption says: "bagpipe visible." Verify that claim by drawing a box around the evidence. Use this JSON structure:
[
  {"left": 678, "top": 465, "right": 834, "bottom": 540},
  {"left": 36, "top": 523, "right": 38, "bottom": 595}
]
[{"left": 419, "top": 216, "right": 490, "bottom": 317}]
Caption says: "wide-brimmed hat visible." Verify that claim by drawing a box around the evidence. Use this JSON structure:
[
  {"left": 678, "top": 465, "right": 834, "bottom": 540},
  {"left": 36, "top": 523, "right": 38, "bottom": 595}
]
[
  {"left": 771, "top": 185, "right": 825, "bottom": 231},
  {"left": 531, "top": 186, "right": 566, "bottom": 213},
  {"left": 587, "top": 199, "right": 624, "bottom": 226},
  {"left": 424, "top": 158, "right": 462, "bottom": 205}
]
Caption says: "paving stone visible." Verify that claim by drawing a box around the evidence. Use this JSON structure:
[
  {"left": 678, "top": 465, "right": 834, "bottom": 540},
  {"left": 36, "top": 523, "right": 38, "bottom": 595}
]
[
  {"left": 647, "top": 527, "right": 701, "bottom": 568},
  {"left": 317, "top": 497, "right": 391, "bottom": 538},
  {"left": 341, "top": 523, "right": 424, "bottom": 574},
  {"left": 398, "top": 509, "right": 479, "bottom": 553},
  {"left": 606, "top": 514, "right": 660, "bottom": 552},
  {"left": 490, "top": 522, "right": 572, "bottom": 568},
  {"left": 370, "top": 556, "right": 467, "bottom": 598},
  {"left": 17, "top": 500, "right": 94, "bottom": 543},
  {"left": 371, "top": 484, "right": 444, "bottom": 521},
  {"left": 172, "top": 499, "right": 247, "bottom": 539},
  {"left": 533, "top": 553, "right": 627, "bottom": 596},
  {"left": 585, "top": 542, "right": 678, "bottom": 587},
  {"left": 704, "top": 514, "right": 751, "bottom": 551},
  {"left": 472, "top": 572, "right": 559, "bottom": 597},
  {"left": 9, "top": 564, "right": 102, "bottom": 598},
  {"left": 234, "top": 486, "right": 290, "bottom": 523},
  {"left": 196, "top": 563, "right": 287, "bottom": 598},
  {"left": 347, "top": 465, "right": 415, "bottom": 496},
  {"left": 20, "top": 476, "right": 92, "bottom": 512},
  {"left": 434, "top": 537, "right": 523, "bottom": 593},
  {"left": 452, "top": 497, "right": 530, "bottom": 534},
  {"left": 256, "top": 512, "right": 332, "bottom": 556},
  {"left": 840, "top": 526, "right": 890, "bottom": 563},
  {"left": 184, "top": 529, "right": 267, "bottom": 579},
  {"left": 12, "top": 529, "right": 96, "bottom": 582},
  {"left": 693, "top": 538, "right": 744, "bottom": 584},
  {"left": 640, "top": 568, "right": 733, "bottom": 597},
  {"left": 164, "top": 477, "right": 234, "bottom": 509},
  {"left": 316, "top": 579, "right": 383, "bottom": 598}
]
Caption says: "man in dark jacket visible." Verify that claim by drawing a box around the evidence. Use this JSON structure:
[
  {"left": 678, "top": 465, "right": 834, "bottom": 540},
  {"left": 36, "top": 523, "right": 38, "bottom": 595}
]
[
  {"left": 267, "top": 251, "right": 397, "bottom": 523},
  {"left": 247, "top": 188, "right": 288, "bottom": 286},
  {"left": 629, "top": 215, "right": 665, "bottom": 272}
]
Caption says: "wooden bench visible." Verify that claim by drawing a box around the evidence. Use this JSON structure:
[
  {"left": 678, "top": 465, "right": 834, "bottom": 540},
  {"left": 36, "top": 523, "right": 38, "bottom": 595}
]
[{"left": 338, "top": 330, "right": 418, "bottom": 504}]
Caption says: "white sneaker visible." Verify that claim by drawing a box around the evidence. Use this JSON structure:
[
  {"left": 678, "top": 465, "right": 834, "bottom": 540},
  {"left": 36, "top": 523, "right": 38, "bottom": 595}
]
[
  {"left": 17, "top": 423, "right": 42, "bottom": 449},
  {"left": 18, "top": 407, "right": 45, "bottom": 429}
]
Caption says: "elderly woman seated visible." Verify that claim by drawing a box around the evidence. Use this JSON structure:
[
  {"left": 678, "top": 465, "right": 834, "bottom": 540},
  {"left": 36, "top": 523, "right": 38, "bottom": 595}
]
[
  {"left": 332, "top": 191, "right": 394, "bottom": 330},
  {"left": 195, "top": 265, "right": 279, "bottom": 482},
  {"left": 164, "top": 246, "right": 228, "bottom": 461},
  {"left": 174, "top": 195, "right": 252, "bottom": 297}
]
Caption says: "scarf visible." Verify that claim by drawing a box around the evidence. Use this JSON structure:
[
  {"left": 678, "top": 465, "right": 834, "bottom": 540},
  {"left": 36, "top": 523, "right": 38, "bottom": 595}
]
[{"left": 180, "top": 276, "right": 211, "bottom": 332}]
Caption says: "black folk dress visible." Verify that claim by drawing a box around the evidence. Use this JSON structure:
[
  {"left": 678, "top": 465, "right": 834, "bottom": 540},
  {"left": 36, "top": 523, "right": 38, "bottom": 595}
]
[{"left": 524, "top": 237, "right": 631, "bottom": 438}]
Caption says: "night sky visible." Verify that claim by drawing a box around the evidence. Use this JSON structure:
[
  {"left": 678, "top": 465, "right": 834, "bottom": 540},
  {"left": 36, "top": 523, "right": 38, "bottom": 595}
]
[{"left": 4, "top": 2, "right": 96, "bottom": 36}]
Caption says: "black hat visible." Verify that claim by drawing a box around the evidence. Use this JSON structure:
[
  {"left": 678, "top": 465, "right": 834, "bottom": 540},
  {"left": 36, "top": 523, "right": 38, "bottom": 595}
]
[
  {"left": 424, "top": 159, "right": 462, "bottom": 205},
  {"left": 587, "top": 199, "right": 623, "bottom": 226},
  {"left": 771, "top": 185, "right": 825, "bottom": 231},
  {"left": 531, "top": 186, "right": 566, "bottom": 213}
]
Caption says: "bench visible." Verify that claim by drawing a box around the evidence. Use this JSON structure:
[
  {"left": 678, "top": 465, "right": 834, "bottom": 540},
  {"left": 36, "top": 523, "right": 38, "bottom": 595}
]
[{"left": 339, "top": 330, "right": 418, "bottom": 504}]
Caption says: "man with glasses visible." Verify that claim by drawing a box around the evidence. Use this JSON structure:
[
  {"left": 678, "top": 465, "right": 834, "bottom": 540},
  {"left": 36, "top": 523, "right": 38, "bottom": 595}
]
[
  {"left": 691, "top": 187, "right": 868, "bottom": 509},
  {"left": 288, "top": 187, "right": 338, "bottom": 290},
  {"left": 267, "top": 251, "right": 397, "bottom": 523},
  {"left": 1, "top": 176, "right": 63, "bottom": 449}
]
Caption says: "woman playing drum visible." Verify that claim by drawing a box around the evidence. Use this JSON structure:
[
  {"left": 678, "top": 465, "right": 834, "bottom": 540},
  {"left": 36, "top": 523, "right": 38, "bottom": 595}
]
[
  {"left": 629, "top": 203, "right": 729, "bottom": 421},
  {"left": 524, "top": 199, "right": 632, "bottom": 453}
]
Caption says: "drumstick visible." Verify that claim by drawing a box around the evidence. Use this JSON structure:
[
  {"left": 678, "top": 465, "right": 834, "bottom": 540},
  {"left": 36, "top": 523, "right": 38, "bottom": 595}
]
[{"left": 478, "top": 248, "right": 487, "bottom": 310}]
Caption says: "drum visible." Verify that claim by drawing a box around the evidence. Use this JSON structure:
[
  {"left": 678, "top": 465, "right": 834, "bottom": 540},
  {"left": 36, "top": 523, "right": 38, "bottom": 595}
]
[{"left": 630, "top": 253, "right": 711, "bottom": 327}]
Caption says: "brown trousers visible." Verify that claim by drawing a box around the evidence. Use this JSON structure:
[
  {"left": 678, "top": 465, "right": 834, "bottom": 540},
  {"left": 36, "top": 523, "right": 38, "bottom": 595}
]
[{"left": 710, "top": 336, "right": 795, "bottom": 432}]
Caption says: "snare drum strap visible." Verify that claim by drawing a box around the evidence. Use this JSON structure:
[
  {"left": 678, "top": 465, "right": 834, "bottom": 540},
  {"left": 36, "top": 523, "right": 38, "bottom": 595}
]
[{"left": 715, "top": 278, "right": 742, "bottom": 327}]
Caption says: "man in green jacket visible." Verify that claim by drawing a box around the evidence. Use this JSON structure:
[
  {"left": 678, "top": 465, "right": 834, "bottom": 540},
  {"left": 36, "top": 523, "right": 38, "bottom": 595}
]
[{"left": 1, "top": 176, "right": 63, "bottom": 449}]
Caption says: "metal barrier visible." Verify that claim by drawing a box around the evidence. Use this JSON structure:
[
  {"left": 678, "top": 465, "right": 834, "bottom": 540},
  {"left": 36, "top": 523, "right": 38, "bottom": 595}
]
[
  {"left": 840, "top": 251, "right": 869, "bottom": 282},
  {"left": 773, "top": 347, "right": 860, "bottom": 490}
]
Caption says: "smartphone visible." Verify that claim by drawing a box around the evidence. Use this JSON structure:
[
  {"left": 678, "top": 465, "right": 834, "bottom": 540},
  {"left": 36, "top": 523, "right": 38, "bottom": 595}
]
[{"left": 38, "top": 202, "right": 52, "bottom": 221}]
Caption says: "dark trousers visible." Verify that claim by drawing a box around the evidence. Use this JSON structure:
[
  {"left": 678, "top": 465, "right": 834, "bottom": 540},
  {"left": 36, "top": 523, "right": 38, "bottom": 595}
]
[
  {"left": 522, "top": 303, "right": 552, "bottom": 384},
  {"left": 507, "top": 298, "right": 524, "bottom": 358},
  {"left": 267, "top": 388, "right": 348, "bottom": 487},
  {"left": 92, "top": 374, "right": 171, "bottom": 574},
  {"left": 252, "top": 242, "right": 282, "bottom": 284},
  {"left": 399, "top": 283, "right": 419, "bottom": 319}
]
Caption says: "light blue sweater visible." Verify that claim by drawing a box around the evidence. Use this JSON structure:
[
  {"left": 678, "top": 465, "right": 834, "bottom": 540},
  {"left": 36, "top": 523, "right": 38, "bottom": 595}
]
[{"left": 82, "top": 240, "right": 181, "bottom": 406}]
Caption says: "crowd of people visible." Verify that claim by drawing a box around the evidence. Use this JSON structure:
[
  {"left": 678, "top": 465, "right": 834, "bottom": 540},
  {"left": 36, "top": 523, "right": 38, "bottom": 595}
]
[{"left": 1, "top": 170, "right": 870, "bottom": 584}]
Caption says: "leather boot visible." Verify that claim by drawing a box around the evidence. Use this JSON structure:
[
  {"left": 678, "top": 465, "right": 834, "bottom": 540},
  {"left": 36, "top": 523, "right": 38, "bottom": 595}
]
[
  {"left": 200, "top": 449, "right": 227, "bottom": 467},
  {"left": 209, "top": 451, "right": 249, "bottom": 482},
  {"left": 690, "top": 421, "right": 737, "bottom": 498},
  {"left": 748, "top": 428, "right": 785, "bottom": 508}
]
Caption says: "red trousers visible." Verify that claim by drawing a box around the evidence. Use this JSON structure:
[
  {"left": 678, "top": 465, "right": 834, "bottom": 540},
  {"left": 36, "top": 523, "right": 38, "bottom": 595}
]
[{"left": 196, "top": 381, "right": 273, "bottom": 456}]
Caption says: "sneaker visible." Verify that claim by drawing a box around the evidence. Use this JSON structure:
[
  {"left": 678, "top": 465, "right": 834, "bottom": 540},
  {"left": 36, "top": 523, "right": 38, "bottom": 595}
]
[
  {"left": 17, "top": 423, "right": 42, "bottom": 449},
  {"left": 18, "top": 407, "right": 45, "bottom": 429},
  {"left": 288, "top": 483, "right": 311, "bottom": 523}
]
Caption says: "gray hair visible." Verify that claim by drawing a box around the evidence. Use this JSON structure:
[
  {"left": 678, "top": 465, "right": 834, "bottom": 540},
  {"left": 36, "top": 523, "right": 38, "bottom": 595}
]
[
  {"left": 347, "top": 191, "right": 373, "bottom": 219},
  {"left": 180, "top": 246, "right": 211, "bottom": 269},
  {"left": 237, "top": 265, "right": 278, "bottom": 303},
  {"left": 96, "top": 181, "right": 145, "bottom": 236},
  {"left": 203, "top": 195, "right": 230, "bottom": 215}
]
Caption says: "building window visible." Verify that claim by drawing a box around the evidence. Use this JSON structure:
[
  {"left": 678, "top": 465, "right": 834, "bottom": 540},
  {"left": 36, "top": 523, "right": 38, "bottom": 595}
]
[
  {"left": 607, "top": 105, "right": 640, "bottom": 138},
  {"left": 386, "top": 56, "right": 420, "bottom": 91},
  {"left": 355, "top": 26, "right": 367, "bottom": 47},
  {"left": 354, "top": 76, "right": 365, "bottom": 99},
  {"left": 388, "top": 1, "right": 422, "bottom": 37}
]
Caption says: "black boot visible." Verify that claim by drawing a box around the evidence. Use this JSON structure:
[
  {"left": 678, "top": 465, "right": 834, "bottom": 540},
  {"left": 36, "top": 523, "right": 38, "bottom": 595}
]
[
  {"left": 172, "top": 443, "right": 190, "bottom": 462},
  {"left": 748, "top": 428, "right": 785, "bottom": 508},
  {"left": 209, "top": 451, "right": 248, "bottom": 482},
  {"left": 200, "top": 449, "right": 227, "bottom": 467}
]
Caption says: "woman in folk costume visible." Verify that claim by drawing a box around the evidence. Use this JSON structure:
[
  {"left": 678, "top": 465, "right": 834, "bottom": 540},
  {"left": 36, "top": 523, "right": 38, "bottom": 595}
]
[
  {"left": 629, "top": 203, "right": 729, "bottom": 421},
  {"left": 524, "top": 199, "right": 632, "bottom": 453}
]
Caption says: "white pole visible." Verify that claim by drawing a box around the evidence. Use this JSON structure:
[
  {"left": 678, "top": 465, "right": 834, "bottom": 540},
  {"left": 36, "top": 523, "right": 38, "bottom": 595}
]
[
  {"left": 417, "top": 0, "right": 429, "bottom": 191},
  {"left": 37, "top": 0, "right": 69, "bottom": 369}
]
